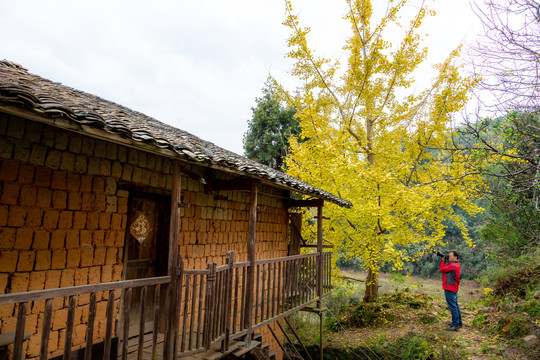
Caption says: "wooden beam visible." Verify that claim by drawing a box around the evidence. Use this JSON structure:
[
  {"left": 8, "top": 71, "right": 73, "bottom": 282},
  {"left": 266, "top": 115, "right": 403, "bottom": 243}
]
[
  {"left": 244, "top": 180, "right": 259, "bottom": 344},
  {"left": 212, "top": 179, "right": 252, "bottom": 191},
  {"left": 165, "top": 160, "right": 181, "bottom": 359},
  {"left": 284, "top": 199, "right": 324, "bottom": 208}
]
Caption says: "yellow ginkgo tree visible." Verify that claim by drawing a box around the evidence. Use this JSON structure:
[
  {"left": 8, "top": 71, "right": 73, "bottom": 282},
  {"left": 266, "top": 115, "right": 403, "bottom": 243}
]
[{"left": 280, "top": 0, "right": 485, "bottom": 301}]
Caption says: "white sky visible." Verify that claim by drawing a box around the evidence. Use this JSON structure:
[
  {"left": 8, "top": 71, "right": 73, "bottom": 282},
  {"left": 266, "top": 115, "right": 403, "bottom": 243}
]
[{"left": 1, "top": 0, "right": 480, "bottom": 155}]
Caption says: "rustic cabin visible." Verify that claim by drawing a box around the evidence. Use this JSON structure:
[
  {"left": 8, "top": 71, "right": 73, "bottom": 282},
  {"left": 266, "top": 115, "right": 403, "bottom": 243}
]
[{"left": 0, "top": 61, "right": 351, "bottom": 360}]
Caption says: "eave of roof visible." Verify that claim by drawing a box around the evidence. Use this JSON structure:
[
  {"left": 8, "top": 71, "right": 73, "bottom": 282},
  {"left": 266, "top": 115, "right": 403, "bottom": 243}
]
[{"left": 0, "top": 60, "right": 352, "bottom": 208}]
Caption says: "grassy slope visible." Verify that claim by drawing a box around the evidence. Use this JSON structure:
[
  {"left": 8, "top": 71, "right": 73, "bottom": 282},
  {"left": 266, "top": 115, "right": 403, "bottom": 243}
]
[{"left": 284, "top": 271, "right": 538, "bottom": 360}]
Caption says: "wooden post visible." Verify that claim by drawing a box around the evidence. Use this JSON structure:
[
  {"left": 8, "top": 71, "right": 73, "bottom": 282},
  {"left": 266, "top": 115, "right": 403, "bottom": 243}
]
[
  {"left": 244, "top": 180, "right": 259, "bottom": 344},
  {"left": 203, "top": 262, "right": 217, "bottom": 349},
  {"left": 221, "top": 251, "right": 234, "bottom": 352},
  {"left": 164, "top": 160, "right": 181, "bottom": 360},
  {"left": 316, "top": 203, "right": 324, "bottom": 304},
  {"left": 316, "top": 203, "right": 324, "bottom": 360}
]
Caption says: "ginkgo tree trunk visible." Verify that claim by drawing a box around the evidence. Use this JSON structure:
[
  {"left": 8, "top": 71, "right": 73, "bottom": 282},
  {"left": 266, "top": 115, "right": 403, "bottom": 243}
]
[{"left": 280, "top": 0, "right": 485, "bottom": 302}]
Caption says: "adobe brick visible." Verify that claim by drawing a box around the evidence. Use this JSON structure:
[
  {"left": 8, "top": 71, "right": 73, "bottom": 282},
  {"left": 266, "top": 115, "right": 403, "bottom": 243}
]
[
  {"left": 26, "top": 333, "right": 41, "bottom": 358},
  {"left": 111, "top": 161, "right": 123, "bottom": 178},
  {"left": 0, "top": 273, "right": 7, "bottom": 294},
  {"left": 51, "top": 190, "right": 67, "bottom": 209},
  {"left": 81, "top": 137, "right": 95, "bottom": 156},
  {"left": 45, "top": 270, "right": 61, "bottom": 289},
  {"left": 121, "top": 164, "right": 133, "bottom": 181},
  {"left": 28, "top": 271, "right": 46, "bottom": 291},
  {"left": 105, "top": 247, "right": 117, "bottom": 265},
  {"left": 98, "top": 212, "right": 111, "bottom": 229},
  {"left": 112, "top": 265, "right": 123, "bottom": 281},
  {"left": 64, "top": 173, "right": 80, "bottom": 191},
  {"left": 115, "top": 231, "right": 125, "bottom": 247},
  {"left": 6, "top": 117, "right": 25, "bottom": 138},
  {"left": 36, "top": 188, "right": 52, "bottom": 208},
  {"left": 106, "top": 195, "right": 117, "bottom": 212},
  {"left": 140, "top": 169, "right": 151, "bottom": 185},
  {"left": 25, "top": 207, "right": 43, "bottom": 227},
  {"left": 132, "top": 167, "right": 142, "bottom": 183},
  {"left": 34, "top": 166, "right": 52, "bottom": 187},
  {"left": 0, "top": 205, "right": 7, "bottom": 227},
  {"left": 0, "top": 250, "right": 17, "bottom": 271},
  {"left": 50, "top": 229, "right": 66, "bottom": 248},
  {"left": 19, "top": 184, "right": 37, "bottom": 206},
  {"left": 1, "top": 315, "right": 17, "bottom": 332},
  {"left": 99, "top": 158, "right": 111, "bottom": 176},
  {"left": 2, "top": 182, "right": 20, "bottom": 205},
  {"left": 101, "top": 264, "right": 113, "bottom": 283},
  {"left": 51, "top": 249, "right": 67, "bottom": 269},
  {"left": 0, "top": 159, "right": 19, "bottom": 181},
  {"left": 81, "top": 193, "right": 95, "bottom": 211},
  {"left": 58, "top": 211, "right": 73, "bottom": 228},
  {"left": 52, "top": 308, "right": 68, "bottom": 331},
  {"left": 60, "top": 269, "right": 75, "bottom": 287},
  {"left": 60, "top": 152, "right": 75, "bottom": 172},
  {"left": 34, "top": 250, "right": 51, "bottom": 271},
  {"left": 14, "top": 228, "right": 33, "bottom": 249},
  {"left": 74, "top": 154, "right": 88, "bottom": 173},
  {"left": 93, "top": 230, "right": 105, "bottom": 247},
  {"left": 117, "top": 197, "right": 128, "bottom": 214},
  {"left": 32, "top": 230, "right": 50, "bottom": 249},
  {"left": 93, "top": 247, "right": 106, "bottom": 265},
  {"left": 80, "top": 247, "right": 93, "bottom": 267},
  {"left": 0, "top": 137, "right": 12, "bottom": 159},
  {"left": 79, "top": 174, "right": 92, "bottom": 192},
  {"left": 66, "top": 249, "right": 81, "bottom": 268},
  {"left": 68, "top": 135, "right": 82, "bottom": 153},
  {"left": 104, "top": 231, "right": 116, "bottom": 247},
  {"left": 73, "top": 324, "right": 86, "bottom": 346},
  {"left": 87, "top": 157, "right": 100, "bottom": 175},
  {"left": 17, "top": 250, "right": 36, "bottom": 271},
  {"left": 88, "top": 266, "right": 101, "bottom": 284},
  {"left": 10, "top": 272, "right": 29, "bottom": 293},
  {"left": 67, "top": 192, "right": 82, "bottom": 210},
  {"left": 51, "top": 170, "right": 67, "bottom": 190},
  {"left": 80, "top": 230, "right": 92, "bottom": 246},
  {"left": 55, "top": 132, "right": 69, "bottom": 151},
  {"left": 94, "top": 194, "right": 106, "bottom": 211},
  {"left": 72, "top": 212, "right": 86, "bottom": 230},
  {"left": 93, "top": 139, "right": 106, "bottom": 157},
  {"left": 110, "top": 213, "right": 122, "bottom": 230},
  {"left": 75, "top": 268, "right": 89, "bottom": 287},
  {"left": 45, "top": 149, "right": 62, "bottom": 169}
]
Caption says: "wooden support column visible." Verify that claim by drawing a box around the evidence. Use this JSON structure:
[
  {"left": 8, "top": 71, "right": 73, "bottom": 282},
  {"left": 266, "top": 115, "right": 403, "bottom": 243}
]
[
  {"left": 244, "top": 180, "right": 259, "bottom": 344},
  {"left": 164, "top": 160, "right": 181, "bottom": 360},
  {"left": 316, "top": 202, "right": 324, "bottom": 304},
  {"left": 316, "top": 202, "right": 324, "bottom": 360}
]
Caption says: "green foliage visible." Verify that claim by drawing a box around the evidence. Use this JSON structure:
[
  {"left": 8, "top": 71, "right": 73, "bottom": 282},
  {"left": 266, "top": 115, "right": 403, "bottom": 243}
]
[
  {"left": 494, "top": 313, "right": 530, "bottom": 339},
  {"left": 243, "top": 79, "right": 299, "bottom": 170},
  {"left": 330, "top": 289, "right": 431, "bottom": 330}
]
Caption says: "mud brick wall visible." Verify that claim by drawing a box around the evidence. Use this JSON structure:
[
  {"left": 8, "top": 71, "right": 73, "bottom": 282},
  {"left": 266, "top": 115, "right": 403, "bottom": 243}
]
[{"left": 0, "top": 113, "right": 290, "bottom": 359}]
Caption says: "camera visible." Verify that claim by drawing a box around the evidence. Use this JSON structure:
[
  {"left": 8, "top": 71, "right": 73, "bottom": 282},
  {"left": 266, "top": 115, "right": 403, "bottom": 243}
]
[{"left": 436, "top": 251, "right": 449, "bottom": 262}]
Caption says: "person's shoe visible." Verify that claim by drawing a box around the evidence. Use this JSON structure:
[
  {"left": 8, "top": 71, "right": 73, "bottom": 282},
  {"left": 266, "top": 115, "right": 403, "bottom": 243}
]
[
  {"left": 445, "top": 326, "right": 459, "bottom": 331},
  {"left": 447, "top": 322, "right": 463, "bottom": 328}
]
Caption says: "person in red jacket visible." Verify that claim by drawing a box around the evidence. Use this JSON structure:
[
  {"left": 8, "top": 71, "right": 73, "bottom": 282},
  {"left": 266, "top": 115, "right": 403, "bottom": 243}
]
[{"left": 440, "top": 251, "right": 462, "bottom": 331}]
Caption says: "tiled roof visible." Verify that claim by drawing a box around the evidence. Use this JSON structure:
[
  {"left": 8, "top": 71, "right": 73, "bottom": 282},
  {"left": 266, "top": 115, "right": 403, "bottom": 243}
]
[{"left": 0, "top": 60, "right": 351, "bottom": 208}]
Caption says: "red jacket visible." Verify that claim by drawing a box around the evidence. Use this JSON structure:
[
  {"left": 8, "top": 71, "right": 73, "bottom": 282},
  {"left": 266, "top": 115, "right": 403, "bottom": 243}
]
[{"left": 440, "top": 261, "right": 460, "bottom": 292}]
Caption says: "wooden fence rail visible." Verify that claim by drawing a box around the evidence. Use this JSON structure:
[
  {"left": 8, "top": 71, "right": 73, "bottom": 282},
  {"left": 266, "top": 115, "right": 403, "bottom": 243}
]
[{"left": 0, "top": 252, "right": 331, "bottom": 359}]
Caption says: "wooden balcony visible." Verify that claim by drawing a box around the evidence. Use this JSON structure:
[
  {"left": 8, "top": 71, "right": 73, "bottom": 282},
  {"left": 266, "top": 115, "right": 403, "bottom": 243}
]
[{"left": 0, "top": 251, "right": 332, "bottom": 360}]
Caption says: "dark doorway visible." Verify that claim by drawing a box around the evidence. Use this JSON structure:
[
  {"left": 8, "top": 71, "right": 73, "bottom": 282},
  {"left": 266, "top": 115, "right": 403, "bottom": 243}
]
[{"left": 124, "top": 191, "right": 170, "bottom": 334}]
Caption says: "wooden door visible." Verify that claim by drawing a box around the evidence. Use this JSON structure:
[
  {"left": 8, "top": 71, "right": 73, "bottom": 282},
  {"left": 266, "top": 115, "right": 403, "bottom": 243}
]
[{"left": 124, "top": 192, "right": 170, "bottom": 333}]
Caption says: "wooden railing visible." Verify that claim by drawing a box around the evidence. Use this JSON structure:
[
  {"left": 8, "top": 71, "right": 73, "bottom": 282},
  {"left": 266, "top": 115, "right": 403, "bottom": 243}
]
[{"left": 0, "top": 252, "right": 331, "bottom": 359}]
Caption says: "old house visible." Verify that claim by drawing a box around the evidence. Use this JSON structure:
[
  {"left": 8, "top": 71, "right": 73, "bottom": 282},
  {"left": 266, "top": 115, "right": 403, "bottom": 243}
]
[{"left": 0, "top": 61, "right": 351, "bottom": 360}]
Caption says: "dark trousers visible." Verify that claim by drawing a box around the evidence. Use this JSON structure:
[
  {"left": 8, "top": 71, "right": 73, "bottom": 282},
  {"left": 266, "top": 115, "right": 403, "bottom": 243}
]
[{"left": 444, "top": 289, "right": 462, "bottom": 327}]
